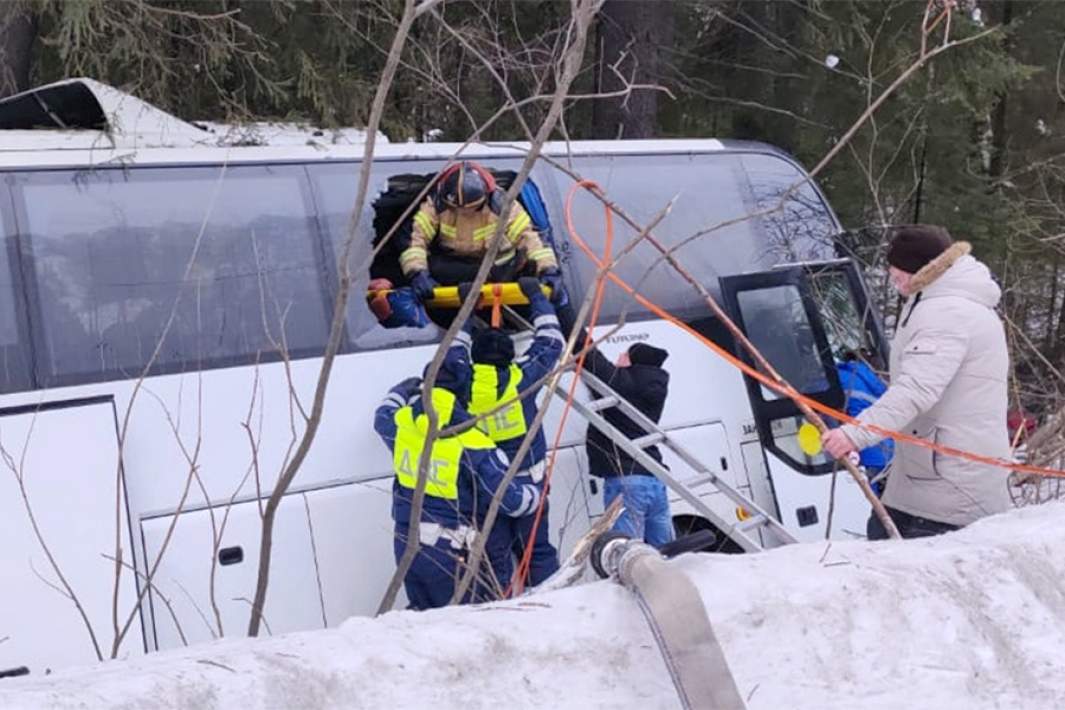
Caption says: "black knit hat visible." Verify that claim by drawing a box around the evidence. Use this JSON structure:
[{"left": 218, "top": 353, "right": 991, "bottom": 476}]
[
  {"left": 886, "top": 225, "right": 953, "bottom": 274},
  {"left": 423, "top": 358, "right": 471, "bottom": 406},
  {"left": 472, "top": 328, "right": 514, "bottom": 367},
  {"left": 628, "top": 343, "right": 668, "bottom": 367}
]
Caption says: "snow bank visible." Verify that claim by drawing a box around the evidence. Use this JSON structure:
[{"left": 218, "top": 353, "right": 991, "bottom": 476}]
[{"left": 4, "top": 504, "right": 1065, "bottom": 709}]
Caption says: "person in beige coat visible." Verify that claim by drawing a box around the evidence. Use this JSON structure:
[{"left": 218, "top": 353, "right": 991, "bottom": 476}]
[{"left": 822, "top": 225, "right": 1012, "bottom": 539}]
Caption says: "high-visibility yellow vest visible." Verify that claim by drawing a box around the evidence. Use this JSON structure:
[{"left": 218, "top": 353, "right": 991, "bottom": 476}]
[
  {"left": 393, "top": 388, "right": 494, "bottom": 500},
  {"left": 468, "top": 363, "right": 528, "bottom": 443}
]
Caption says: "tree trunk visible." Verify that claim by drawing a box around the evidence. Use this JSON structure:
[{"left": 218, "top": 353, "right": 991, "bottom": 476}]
[
  {"left": 0, "top": 1, "right": 37, "bottom": 99},
  {"left": 591, "top": 0, "right": 673, "bottom": 139},
  {"left": 988, "top": 0, "right": 1013, "bottom": 179}
]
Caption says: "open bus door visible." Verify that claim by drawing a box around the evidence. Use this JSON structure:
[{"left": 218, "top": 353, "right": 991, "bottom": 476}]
[{"left": 719, "top": 259, "right": 891, "bottom": 536}]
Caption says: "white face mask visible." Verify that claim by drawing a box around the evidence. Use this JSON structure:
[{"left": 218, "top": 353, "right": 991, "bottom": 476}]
[{"left": 888, "top": 266, "right": 913, "bottom": 296}]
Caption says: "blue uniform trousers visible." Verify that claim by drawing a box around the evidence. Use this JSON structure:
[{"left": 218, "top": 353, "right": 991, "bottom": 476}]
[
  {"left": 393, "top": 532, "right": 463, "bottom": 610},
  {"left": 394, "top": 527, "right": 506, "bottom": 609},
  {"left": 508, "top": 500, "right": 560, "bottom": 586},
  {"left": 484, "top": 501, "right": 560, "bottom": 593}
]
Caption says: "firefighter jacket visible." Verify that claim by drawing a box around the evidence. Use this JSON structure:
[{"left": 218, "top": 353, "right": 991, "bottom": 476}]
[
  {"left": 399, "top": 193, "right": 558, "bottom": 277},
  {"left": 467, "top": 292, "right": 564, "bottom": 482}
]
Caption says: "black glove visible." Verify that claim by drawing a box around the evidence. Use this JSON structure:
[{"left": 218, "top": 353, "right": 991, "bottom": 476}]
[
  {"left": 393, "top": 376, "right": 422, "bottom": 399},
  {"left": 555, "top": 302, "right": 578, "bottom": 338},
  {"left": 538, "top": 268, "right": 567, "bottom": 305},
  {"left": 410, "top": 271, "right": 439, "bottom": 302},
  {"left": 457, "top": 281, "right": 477, "bottom": 306},
  {"left": 517, "top": 276, "right": 543, "bottom": 301}
]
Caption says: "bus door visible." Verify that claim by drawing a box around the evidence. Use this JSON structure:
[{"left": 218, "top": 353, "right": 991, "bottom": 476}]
[
  {"left": 719, "top": 259, "right": 890, "bottom": 540},
  {"left": 0, "top": 396, "right": 144, "bottom": 674}
]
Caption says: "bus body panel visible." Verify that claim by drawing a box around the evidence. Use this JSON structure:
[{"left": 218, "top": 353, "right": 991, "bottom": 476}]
[
  {"left": 0, "top": 137, "right": 868, "bottom": 670},
  {"left": 0, "top": 398, "right": 144, "bottom": 671}
]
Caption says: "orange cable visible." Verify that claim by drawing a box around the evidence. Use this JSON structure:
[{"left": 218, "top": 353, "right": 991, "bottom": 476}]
[
  {"left": 509, "top": 180, "right": 613, "bottom": 596},
  {"left": 558, "top": 184, "right": 1065, "bottom": 480},
  {"left": 509, "top": 177, "right": 1064, "bottom": 600}
]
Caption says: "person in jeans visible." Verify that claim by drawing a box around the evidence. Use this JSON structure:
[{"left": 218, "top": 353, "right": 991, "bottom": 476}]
[{"left": 581, "top": 337, "right": 674, "bottom": 547}]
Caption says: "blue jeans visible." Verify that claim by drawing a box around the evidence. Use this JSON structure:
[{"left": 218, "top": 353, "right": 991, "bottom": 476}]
[{"left": 603, "top": 475, "right": 674, "bottom": 548}]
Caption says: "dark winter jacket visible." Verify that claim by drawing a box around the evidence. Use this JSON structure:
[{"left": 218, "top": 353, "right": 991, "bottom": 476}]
[{"left": 582, "top": 346, "right": 670, "bottom": 478}]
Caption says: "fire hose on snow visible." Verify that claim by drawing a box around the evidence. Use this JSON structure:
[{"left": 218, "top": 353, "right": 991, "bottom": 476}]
[{"left": 590, "top": 530, "right": 749, "bottom": 710}]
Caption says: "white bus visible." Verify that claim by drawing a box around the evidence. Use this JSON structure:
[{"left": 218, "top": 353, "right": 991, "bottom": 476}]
[{"left": 0, "top": 80, "right": 889, "bottom": 675}]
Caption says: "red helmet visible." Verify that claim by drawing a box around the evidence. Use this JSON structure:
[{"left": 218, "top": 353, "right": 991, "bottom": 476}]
[{"left": 437, "top": 161, "right": 495, "bottom": 209}]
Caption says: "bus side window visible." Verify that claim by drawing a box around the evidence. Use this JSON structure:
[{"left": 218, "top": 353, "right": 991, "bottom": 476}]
[
  {"left": 306, "top": 162, "right": 446, "bottom": 349},
  {"left": 12, "top": 165, "right": 332, "bottom": 387},
  {"left": 0, "top": 178, "right": 33, "bottom": 393}
]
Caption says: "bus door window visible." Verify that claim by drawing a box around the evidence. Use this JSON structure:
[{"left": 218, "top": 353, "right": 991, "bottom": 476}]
[
  {"left": 721, "top": 260, "right": 889, "bottom": 475},
  {"left": 805, "top": 266, "right": 888, "bottom": 372},
  {"left": 736, "top": 284, "right": 832, "bottom": 399},
  {"left": 731, "top": 280, "right": 835, "bottom": 472}
]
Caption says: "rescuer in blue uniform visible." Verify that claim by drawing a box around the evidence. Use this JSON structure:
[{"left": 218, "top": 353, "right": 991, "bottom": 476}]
[
  {"left": 374, "top": 325, "right": 542, "bottom": 609},
  {"left": 465, "top": 276, "right": 565, "bottom": 588}
]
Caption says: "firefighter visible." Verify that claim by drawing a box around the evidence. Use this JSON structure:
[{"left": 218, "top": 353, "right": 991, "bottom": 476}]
[
  {"left": 373, "top": 326, "right": 542, "bottom": 610},
  {"left": 463, "top": 276, "right": 565, "bottom": 588},
  {"left": 399, "top": 161, "right": 565, "bottom": 304}
]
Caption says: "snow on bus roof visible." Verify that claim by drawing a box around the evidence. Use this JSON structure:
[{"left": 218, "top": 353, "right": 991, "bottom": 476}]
[
  {"left": 0, "top": 79, "right": 766, "bottom": 168},
  {"left": 0, "top": 78, "right": 385, "bottom": 151}
]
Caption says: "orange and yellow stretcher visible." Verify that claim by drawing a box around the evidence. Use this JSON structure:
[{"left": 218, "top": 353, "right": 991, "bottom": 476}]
[{"left": 366, "top": 282, "right": 551, "bottom": 309}]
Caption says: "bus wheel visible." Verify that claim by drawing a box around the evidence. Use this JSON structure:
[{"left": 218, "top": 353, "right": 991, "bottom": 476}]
[{"left": 672, "top": 515, "right": 746, "bottom": 554}]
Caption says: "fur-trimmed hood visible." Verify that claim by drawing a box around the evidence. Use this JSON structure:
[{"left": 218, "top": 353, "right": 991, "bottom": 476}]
[{"left": 909, "top": 241, "right": 1000, "bottom": 309}]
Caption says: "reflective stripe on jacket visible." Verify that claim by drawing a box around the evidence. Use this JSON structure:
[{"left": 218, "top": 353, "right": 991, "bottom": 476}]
[{"left": 400, "top": 196, "right": 558, "bottom": 276}]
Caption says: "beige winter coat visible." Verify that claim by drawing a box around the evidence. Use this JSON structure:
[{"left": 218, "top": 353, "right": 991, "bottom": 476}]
[{"left": 841, "top": 242, "right": 1012, "bottom": 526}]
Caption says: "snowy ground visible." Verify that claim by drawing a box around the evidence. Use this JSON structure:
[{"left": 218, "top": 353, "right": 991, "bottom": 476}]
[{"left": 3, "top": 503, "right": 1065, "bottom": 709}]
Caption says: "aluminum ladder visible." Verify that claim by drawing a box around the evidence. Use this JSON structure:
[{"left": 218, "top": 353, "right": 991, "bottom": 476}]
[{"left": 563, "top": 368, "right": 798, "bottom": 552}]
